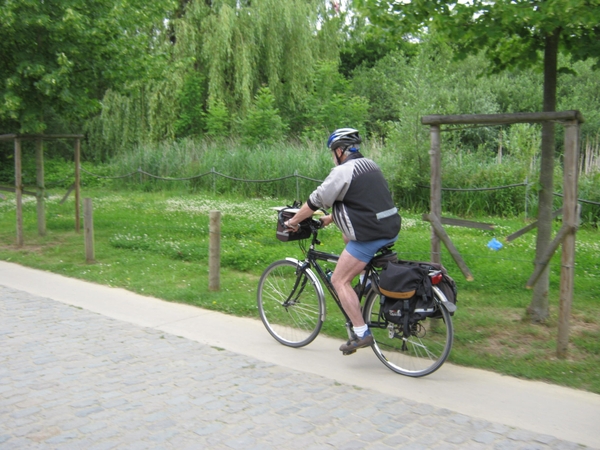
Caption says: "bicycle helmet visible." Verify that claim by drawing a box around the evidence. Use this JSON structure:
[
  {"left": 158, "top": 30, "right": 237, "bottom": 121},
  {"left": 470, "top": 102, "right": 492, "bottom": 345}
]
[{"left": 327, "top": 128, "right": 361, "bottom": 152}]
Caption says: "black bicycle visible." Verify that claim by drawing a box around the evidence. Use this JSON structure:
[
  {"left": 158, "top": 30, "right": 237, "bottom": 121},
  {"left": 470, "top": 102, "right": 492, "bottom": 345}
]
[{"left": 257, "top": 211, "right": 455, "bottom": 377}]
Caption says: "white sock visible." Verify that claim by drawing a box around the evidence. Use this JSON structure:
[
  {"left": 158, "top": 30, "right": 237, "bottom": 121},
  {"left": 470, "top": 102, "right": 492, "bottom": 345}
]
[{"left": 353, "top": 324, "right": 368, "bottom": 338}]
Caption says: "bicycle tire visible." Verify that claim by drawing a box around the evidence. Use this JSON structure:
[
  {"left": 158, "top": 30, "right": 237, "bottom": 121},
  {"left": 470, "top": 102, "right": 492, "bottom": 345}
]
[
  {"left": 257, "top": 259, "right": 325, "bottom": 347},
  {"left": 363, "top": 286, "right": 453, "bottom": 377}
]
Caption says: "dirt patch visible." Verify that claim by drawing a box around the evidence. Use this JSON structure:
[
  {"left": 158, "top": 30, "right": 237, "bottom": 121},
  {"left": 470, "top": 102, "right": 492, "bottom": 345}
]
[
  {"left": 476, "top": 309, "right": 599, "bottom": 362},
  {"left": 0, "top": 243, "right": 46, "bottom": 253}
]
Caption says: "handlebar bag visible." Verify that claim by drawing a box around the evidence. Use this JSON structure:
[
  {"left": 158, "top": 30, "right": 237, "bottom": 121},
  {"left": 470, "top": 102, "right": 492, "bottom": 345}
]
[{"left": 276, "top": 210, "right": 311, "bottom": 242}]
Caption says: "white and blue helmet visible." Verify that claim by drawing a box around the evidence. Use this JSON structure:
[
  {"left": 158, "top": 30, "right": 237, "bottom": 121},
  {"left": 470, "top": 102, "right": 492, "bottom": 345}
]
[{"left": 327, "top": 128, "right": 361, "bottom": 152}]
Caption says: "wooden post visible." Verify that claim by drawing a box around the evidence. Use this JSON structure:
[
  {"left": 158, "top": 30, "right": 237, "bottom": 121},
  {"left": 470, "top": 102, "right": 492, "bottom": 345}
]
[
  {"left": 84, "top": 198, "right": 95, "bottom": 263},
  {"left": 557, "top": 120, "right": 580, "bottom": 358},
  {"left": 75, "top": 138, "right": 81, "bottom": 233},
  {"left": 35, "top": 138, "right": 46, "bottom": 236},
  {"left": 429, "top": 125, "right": 442, "bottom": 264},
  {"left": 15, "top": 138, "right": 23, "bottom": 247},
  {"left": 209, "top": 210, "right": 221, "bottom": 291}
]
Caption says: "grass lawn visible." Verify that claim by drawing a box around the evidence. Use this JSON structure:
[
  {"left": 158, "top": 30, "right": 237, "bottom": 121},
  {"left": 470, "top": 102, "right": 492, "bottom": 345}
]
[{"left": 1, "top": 187, "right": 599, "bottom": 393}]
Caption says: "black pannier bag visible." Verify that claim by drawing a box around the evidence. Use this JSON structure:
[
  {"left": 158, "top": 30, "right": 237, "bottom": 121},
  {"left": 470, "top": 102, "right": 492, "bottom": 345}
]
[
  {"left": 395, "top": 259, "right": 458, "bottom": 310},
  {"left": 378, "top": 262, "right": 434, "bottom": 324},
  {"left": 276, "top": 208, "right": 312, "bottom": 242}
]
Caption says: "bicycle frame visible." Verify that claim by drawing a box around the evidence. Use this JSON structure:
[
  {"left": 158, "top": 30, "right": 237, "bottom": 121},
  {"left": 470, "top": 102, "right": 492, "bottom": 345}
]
[{"left": 291, "top": 225, "right": 387, "bottom": 338}]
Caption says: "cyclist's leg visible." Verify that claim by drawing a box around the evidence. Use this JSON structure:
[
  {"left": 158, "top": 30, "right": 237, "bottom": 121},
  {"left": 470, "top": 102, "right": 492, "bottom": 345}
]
[
  {"left": 335, "top": 236, "right": 398, "bottom": 326},
  {"left": 331, "top": 249, "right": 366, "bottom": 327}
]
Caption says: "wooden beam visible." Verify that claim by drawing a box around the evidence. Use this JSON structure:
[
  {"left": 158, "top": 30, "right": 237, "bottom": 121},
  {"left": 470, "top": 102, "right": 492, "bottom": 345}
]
[
  {"left": 60, "top": 183, "right": 75, "bottom": 204},
  {"left": 526, "top": 223, "right": 574, "bottom": 289},
  {"left": 422, "top": 110, "right": 584, "bottom": 126},
  {"left": 0, "top": 186, "right": 37, "bottom": 196},
  {"left": 422, "top": 214, "right": 495, "bottom": 230},
  {"left": 1, "top": 133, "right": 85, "bottom": 141},
  {"left": 429, "top": 215, "right": 474, "bottom": 281},
  {"left": 505, "top": 208, "right": 563, "bottom": 242}
]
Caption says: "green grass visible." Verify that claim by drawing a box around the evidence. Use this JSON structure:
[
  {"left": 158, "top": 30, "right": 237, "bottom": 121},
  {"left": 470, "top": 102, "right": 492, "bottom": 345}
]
[{"left": 1, "top": 187, "right": 599, "bottom": 393}]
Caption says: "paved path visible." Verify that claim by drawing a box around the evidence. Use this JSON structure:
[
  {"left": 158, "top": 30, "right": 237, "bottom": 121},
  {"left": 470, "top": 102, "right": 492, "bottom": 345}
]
[{"left": 1, "top": 261, "right": 599, "bottom": 449}]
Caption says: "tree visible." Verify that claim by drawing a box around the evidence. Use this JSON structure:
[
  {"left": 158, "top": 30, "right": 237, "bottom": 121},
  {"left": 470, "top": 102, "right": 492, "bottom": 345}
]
[
  {"left": 240, "top": 87, "right": 288, "bottom": 146},
  {"left": 179, "top": 0, "right": 338, "bottom": 120},
  {"left": 357, "top": 0, "right": 600, "bottom": 322},
  {"left": 299, "top": 61, "right": 370, "bottom": 140},
  {"left": 0, "top": 0, "right": 176, "bottom": 134}
]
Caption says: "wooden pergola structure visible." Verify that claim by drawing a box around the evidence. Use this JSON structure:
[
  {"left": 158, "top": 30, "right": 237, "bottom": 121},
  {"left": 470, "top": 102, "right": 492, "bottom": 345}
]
[
  {"left": 0, "top": 134, "right": 84, "bottom": 247},
  {"left": 421, "top": 110, "right": 583, "bottom": 357}
]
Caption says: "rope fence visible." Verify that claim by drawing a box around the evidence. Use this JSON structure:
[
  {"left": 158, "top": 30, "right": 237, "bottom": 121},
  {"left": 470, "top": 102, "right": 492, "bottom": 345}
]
[
  {"left": 3, "top": 166, "right": 599, "bottom": 208},
  {"left": 418, "top": 182, "right": 528, "bottom": 192}
]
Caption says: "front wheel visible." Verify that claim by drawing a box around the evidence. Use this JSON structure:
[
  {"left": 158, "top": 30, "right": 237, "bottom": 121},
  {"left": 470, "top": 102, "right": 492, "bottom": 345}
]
[
  {"left": 257, "top": 259, "right": 325, "bottom": 347},
  {"left": 363, "top": 286, "right": 454, "bottom": 377}
]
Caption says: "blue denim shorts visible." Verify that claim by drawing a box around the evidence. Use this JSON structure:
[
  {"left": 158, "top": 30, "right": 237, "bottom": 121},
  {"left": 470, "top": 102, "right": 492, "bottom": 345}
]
[{"left": 345, "top": 235, "right": 398, "bottom": 263}]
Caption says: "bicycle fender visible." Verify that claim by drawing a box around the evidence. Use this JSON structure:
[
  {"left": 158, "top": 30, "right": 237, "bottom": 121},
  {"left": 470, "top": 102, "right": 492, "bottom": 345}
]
[{"left": 432, "top": 286, "right": 458, "bottom": 314}]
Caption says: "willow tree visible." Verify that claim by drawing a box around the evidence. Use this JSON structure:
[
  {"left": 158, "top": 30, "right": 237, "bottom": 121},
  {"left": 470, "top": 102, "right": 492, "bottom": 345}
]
[
  {"left": 175, "top": 0, "right": 339, "bottom": 120},
  {"left": 358, "top": 0, "right": 600, "bottom": 322}
]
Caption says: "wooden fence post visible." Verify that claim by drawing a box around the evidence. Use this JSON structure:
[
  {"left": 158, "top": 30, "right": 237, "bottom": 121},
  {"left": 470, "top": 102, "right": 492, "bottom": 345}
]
[
  {"left": 84, "top": 198, "right": 95, "bottom": 263},
  {"left": 557, "top": 120, "right": 580, "bottom": 358},
  {"left": 75, "top": 139, "right": 81, "bottom": 233},
  {"left": 15, "top": 138, "right": 23, "bottom": 247},
  {"left": 429, "top": 125, "right": 442, "bottom": 264},
  {"left": 36, "top": 138, "right": 46, "bottom": 236},
  {"left": 209, "top": 210, "right": 221, "bottom": 291}
]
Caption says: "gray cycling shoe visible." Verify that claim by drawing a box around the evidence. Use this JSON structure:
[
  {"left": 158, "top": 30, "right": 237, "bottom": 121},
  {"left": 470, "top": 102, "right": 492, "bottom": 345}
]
[{"left": 339, "top": 330, "right": 374, "bottom": 355}]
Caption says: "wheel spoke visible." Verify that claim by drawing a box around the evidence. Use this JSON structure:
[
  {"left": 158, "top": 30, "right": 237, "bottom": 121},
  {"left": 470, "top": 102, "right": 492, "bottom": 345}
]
[
  {"left": 257, "top": 260, "right": 324, "bottom": 347},
  {"left": 363, "top": 290, "right": 453, "bottom": 377}
]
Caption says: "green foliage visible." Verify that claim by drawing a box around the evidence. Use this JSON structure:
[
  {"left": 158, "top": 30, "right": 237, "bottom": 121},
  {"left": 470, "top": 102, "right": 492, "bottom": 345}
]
[
  {"left": 195, "top": 0, "right": 330, "bottom": 115},
  {"left": 357, "top": 0, "right": 600, "bottom": 73},
  {"left": 338, "top": 11, "right": 419, "bottom": 77},
  {"left": 505, "top": 124, "right": 542, "bottom": 177},
  {"left": 299, "top": 61, "right": 370, "bottom": 139},
  {"left": 0, "top": 0, "right": 177, "bottom": 133},
  {"left": 204, "top": 99, "right": 230, "bottom": 138},
  {"left": 240, "top": 87, "right": 288, "bottom": 146},
  {"left": 174, "top": 71, "right": 206, "bottom": 138},
  {"left": 79, "top": 0, "right": 340, "bottom": 156}
]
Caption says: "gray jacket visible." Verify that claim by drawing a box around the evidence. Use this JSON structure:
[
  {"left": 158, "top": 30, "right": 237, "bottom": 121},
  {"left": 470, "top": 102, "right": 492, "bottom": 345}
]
[{"left": 307, "top": 154, "right": 401, "bottom": 241}]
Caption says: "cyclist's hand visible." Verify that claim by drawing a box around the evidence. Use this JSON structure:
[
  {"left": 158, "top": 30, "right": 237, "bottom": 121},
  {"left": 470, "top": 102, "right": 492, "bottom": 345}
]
[
  {"left": 319, "top": 215, "right": 333, "bottom": 228},
  {"left": 284, "top": 219, "right": 299, "bottom": 232}
]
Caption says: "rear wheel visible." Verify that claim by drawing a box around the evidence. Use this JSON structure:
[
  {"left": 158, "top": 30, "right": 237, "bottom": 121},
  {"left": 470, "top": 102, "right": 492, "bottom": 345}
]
[
  {"left": 257, "top": 259, "right": 325, "bottom": 347},
  {"left": 363, "top": 287, "right": 453, "bottom": 377}
]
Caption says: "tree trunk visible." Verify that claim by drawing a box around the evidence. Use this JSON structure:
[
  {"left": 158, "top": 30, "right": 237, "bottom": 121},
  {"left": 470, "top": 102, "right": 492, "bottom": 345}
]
[{"left": 528, "top": 29, "right": 560, "bottom": 322}]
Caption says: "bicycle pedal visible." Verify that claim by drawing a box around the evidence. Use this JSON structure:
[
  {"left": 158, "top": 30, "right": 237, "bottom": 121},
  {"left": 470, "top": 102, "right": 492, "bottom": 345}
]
[{"left": 342, "top": 349, "right": 357, "bottom": 356}]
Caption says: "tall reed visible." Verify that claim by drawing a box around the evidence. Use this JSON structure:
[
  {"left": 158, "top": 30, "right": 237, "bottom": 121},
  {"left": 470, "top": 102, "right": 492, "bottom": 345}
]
[{"left": 103, "top": 137, "right": 600, "bottom": 223}]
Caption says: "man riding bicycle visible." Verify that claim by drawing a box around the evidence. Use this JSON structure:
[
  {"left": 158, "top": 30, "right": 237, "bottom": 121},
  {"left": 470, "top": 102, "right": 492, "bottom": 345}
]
[{"left": 284, "top": 128, "right": 401, "bottom": 353}]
